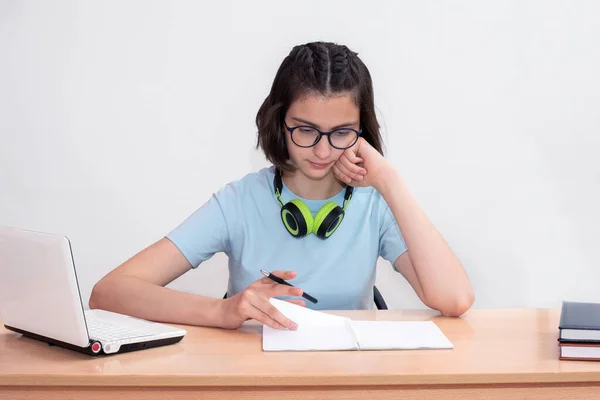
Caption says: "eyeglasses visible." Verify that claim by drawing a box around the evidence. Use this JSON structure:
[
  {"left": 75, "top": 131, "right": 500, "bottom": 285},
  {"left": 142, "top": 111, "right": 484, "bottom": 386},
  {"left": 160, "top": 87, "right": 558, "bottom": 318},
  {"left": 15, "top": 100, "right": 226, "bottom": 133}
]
[{"left": 284, "top": 122, "right": 362, "bottom": 150}]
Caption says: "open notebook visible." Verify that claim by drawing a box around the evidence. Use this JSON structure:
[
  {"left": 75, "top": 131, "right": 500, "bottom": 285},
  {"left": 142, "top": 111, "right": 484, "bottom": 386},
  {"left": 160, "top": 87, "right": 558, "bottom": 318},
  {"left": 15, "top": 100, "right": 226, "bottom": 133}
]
[{"left": 262, "top": 298, "right": 454, "bottom": 351}]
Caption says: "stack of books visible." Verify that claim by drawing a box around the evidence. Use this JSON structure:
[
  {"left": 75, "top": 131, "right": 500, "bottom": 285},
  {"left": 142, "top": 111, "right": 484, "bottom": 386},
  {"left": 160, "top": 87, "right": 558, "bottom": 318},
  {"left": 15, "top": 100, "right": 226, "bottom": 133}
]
[{"left": 558, "top": 301, "right": 600, "bottom": 361}]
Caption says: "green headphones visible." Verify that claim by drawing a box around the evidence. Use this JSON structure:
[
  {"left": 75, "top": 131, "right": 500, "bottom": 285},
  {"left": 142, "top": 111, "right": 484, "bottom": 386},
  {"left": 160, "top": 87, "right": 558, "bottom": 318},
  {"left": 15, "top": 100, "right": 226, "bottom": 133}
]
[{"left": 274, "top": 169, "right": 353, "bottom": 239}]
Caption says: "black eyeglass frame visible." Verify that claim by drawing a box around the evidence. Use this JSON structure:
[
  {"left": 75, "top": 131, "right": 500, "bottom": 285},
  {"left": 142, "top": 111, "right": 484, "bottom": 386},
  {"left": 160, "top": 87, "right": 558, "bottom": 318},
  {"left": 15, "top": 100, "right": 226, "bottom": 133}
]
[{"left": 284, "top": 122, "right": 362, "bottom": 150}]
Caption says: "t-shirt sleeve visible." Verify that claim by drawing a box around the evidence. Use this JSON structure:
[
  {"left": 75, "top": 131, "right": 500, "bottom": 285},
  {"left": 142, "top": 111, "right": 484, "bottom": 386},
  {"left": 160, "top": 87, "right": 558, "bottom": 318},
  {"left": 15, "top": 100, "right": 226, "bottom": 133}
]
[
  {"left": 166, "top": 188, "right": 234, "bottom": 268},
  {"left": 378, "top": 199, "right": 408, "bottom": 265}
]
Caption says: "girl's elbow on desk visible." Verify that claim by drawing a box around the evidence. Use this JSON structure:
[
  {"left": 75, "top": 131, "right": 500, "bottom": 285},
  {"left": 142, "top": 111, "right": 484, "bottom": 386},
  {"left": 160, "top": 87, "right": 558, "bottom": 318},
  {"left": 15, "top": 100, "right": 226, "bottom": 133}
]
[{"left": 427, "top": 289, "right": 475, "bottom": 317}]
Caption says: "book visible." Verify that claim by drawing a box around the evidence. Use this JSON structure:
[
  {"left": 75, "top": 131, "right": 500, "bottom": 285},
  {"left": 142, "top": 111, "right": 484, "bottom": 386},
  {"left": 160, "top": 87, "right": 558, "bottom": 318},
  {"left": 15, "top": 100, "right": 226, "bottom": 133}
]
[
  {"left": 262, "top": 298, "right": 454, "bottom": 352},
  {"left": 558, "top": 301, "right": 600, "bottom": 343},
  {"left": 559, "top": 342, "right": 600, "bottom": 361}
]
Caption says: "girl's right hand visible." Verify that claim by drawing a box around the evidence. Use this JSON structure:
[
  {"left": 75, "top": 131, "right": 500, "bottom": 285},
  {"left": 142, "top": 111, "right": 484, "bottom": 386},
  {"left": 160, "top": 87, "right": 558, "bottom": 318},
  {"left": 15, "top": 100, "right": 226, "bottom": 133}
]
[{"left": 219, "top": 270, "right": 305, "bottom": 330}]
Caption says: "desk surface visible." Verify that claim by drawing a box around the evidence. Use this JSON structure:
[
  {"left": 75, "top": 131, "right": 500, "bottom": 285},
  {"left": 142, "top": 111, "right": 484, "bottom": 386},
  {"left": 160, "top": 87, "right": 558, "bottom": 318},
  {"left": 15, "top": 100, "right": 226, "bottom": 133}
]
[{"left": 1, "top": 307, "right": 599, "bottom": 388}]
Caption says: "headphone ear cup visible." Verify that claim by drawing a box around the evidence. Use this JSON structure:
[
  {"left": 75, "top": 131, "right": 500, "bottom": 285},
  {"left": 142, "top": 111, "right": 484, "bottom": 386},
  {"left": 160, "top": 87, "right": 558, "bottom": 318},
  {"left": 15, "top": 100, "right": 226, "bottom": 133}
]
[
  {"left": 281, "top": 199, "right": 313, "bottom": 238},
  {"left": 314, "top": 202, "right": 345, "bottom": 240}
]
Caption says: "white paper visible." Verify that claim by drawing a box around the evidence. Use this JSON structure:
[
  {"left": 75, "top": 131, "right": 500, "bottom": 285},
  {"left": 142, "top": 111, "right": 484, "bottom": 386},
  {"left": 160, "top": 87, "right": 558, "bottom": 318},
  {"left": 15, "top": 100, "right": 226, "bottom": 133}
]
[
  {"left": 266, "top": 297, "right": 350, "bottom": 327},
  {"left": 350, "top": 320, "right": 454, "bottom": 350},
  {"left": 262, "top": 298, "right": 453, "bottom": 352},
  {"left": 262, "top": 298, "right": 357, "bottom": 351}
]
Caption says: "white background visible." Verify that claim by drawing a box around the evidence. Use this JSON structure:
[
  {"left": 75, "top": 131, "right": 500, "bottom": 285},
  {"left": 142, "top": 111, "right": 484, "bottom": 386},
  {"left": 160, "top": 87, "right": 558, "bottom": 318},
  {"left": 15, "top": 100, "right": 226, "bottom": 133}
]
[{"left": 1, "top": 0, "right": 599, "bottom": 311}]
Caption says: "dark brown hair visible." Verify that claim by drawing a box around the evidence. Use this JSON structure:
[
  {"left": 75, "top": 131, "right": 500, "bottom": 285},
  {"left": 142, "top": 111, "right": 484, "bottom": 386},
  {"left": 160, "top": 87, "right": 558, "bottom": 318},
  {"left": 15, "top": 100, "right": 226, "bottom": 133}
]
[{"left": 255, "top": 41, "right": 384, "bottom": 171}]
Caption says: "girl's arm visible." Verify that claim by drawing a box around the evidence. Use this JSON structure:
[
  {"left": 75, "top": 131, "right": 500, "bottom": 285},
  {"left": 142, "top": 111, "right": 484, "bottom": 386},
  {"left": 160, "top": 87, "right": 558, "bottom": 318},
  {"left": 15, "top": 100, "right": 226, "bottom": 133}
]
[
  {"left": 88, "top": 238, "right": 226, "bottom": 326},
  {"left": 333, "top": 138, "right": 474, "bottom": 317},
  {"left": 375, "top": 166, "right": 474, "bottom": 316},
  {"left": 89, "top": 237, "right": 301, "bottom": 329}
]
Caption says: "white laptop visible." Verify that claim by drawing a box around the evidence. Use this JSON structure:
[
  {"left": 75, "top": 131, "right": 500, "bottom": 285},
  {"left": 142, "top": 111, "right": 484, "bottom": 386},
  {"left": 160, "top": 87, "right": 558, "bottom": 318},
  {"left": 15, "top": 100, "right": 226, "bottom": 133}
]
[{"left": 0, "top": 226, "right": 187, "bottom": 356}]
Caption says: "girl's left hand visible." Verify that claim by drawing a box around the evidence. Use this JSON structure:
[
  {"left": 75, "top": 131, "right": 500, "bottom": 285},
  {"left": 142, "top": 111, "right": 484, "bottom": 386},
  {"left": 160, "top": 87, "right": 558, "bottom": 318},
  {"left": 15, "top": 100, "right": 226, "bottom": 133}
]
[{"left": 332, "top": 137, "right": 391, "bottom": 189}]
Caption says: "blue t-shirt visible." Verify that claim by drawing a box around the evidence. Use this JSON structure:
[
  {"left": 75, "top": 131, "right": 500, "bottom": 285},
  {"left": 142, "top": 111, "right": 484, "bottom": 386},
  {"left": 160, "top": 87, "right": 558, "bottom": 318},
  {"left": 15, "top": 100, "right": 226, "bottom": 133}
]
[{"left": 166, "top": 166, "right": 407, "bottom": 310}]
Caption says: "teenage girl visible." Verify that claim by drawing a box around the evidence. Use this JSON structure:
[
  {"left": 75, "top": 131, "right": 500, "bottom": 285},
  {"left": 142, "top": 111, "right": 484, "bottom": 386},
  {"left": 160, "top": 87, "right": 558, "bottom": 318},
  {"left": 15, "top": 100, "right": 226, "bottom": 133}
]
[{"left": 89, "top": 41, "right": 474, "bottom": 331}]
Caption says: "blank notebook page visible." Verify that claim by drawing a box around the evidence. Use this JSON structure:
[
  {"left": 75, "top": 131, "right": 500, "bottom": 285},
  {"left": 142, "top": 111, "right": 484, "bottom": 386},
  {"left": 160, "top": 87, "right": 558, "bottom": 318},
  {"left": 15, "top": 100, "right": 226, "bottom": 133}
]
[
  {"left": 262, "top": 299, "right": 454, "bottom": 352},
  {"left": 350, "top": 320, "right": 454, "bottom": 350}
]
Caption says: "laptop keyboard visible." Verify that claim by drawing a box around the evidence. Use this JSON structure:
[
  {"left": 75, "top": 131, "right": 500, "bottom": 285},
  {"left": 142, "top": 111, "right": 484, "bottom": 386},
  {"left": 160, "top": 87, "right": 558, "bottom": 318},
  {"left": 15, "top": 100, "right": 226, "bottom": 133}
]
[{"left": 86, "top": 313, "right": 153, "bottom": 341}]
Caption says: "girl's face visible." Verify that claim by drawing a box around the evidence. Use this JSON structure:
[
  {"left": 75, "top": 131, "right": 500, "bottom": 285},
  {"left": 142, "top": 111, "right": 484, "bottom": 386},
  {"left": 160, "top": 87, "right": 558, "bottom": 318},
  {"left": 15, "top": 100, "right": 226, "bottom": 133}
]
[{"left": 283, "top": 91, "right": 360, "bottom": 181}]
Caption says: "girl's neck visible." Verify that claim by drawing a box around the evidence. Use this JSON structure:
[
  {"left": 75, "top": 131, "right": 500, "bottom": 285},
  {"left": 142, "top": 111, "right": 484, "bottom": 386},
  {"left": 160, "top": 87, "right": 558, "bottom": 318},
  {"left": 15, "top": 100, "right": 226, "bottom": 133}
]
[{"left": 281, "top": 169, "right": 345, "bottom": 200}]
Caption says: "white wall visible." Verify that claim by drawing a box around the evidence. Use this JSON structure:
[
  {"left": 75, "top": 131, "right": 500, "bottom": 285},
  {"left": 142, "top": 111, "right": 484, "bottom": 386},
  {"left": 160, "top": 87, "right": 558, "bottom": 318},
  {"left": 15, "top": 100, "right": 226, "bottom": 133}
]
[{"left": 1, "top": 0, "right": 599, "bottom": 310}]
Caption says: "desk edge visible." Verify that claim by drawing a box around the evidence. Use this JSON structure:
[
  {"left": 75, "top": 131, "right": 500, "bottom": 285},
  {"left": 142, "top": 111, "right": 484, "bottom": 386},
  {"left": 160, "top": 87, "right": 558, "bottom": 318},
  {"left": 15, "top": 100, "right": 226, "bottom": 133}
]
[{"left": 2, "top": 371, "right": 600, "bottom": 387}]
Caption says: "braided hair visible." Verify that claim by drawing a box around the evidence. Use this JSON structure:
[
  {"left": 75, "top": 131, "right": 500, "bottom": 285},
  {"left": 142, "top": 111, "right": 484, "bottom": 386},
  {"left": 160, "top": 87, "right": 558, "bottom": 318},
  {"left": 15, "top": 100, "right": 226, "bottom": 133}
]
[{"left": 256, "top": 41, "right": 384, "bottom": 172}]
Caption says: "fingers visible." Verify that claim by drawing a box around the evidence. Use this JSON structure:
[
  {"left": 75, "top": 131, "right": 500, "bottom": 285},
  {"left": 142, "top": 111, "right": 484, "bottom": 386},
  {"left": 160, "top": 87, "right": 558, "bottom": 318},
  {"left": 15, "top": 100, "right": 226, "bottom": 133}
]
[
  {"left": 236, "top": 289, "right": 298, "bottom": 330},
  {"left": 257, "top": 269, "right": 303, "bottom": 299},
  {"left": 245, "top": 303, "right": 287, "bottom": 330},
  {"left": 256, "top": 297, "right": 298, "bottom": 330},
  {"left": 260, "top": 270, "right": 296, "bottom": 284},
  {"left": 271, "top": 282, "right": 303, "bottom": 298},
  {"left": 333, "top": 163, "right": 356, "bottom": 185},
  {"left": 285, "top": 299, "right": 307, "bottom": 307},
  {"left": 334, "top": 151, "right": 367, "bottom": 185},
  {"left": 238, "top": 270, "right": 304, "bottom": 330},
  {"left": 338, "top": 152, "right": 366, "bottom": 180},
  {"left": 332, "top": 163, "right": 352, "bottom": 185},
  {"left": 345, "top": 147, "right": 364, "bottom": 164}
]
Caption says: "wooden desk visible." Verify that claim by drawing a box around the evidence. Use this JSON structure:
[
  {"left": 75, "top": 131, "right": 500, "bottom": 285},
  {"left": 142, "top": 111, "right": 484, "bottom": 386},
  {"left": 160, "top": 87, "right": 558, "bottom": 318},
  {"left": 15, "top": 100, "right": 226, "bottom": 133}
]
[{"left": 1, "top": 308, "right": 600, "bottom": 399}]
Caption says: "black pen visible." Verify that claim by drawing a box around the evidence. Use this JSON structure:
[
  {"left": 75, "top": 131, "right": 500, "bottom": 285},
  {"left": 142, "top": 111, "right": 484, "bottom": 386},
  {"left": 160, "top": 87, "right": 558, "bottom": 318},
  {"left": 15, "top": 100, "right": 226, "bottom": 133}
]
[{"left": 260, "top": 269, "right": 318, "bottom": 304}]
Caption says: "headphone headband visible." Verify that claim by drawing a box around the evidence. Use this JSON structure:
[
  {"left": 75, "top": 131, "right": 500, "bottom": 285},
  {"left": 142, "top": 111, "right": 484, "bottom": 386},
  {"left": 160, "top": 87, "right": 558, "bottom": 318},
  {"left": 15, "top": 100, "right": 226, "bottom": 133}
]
[{"left": 273, "top": 168, "right": 353, "bottom": 206}]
